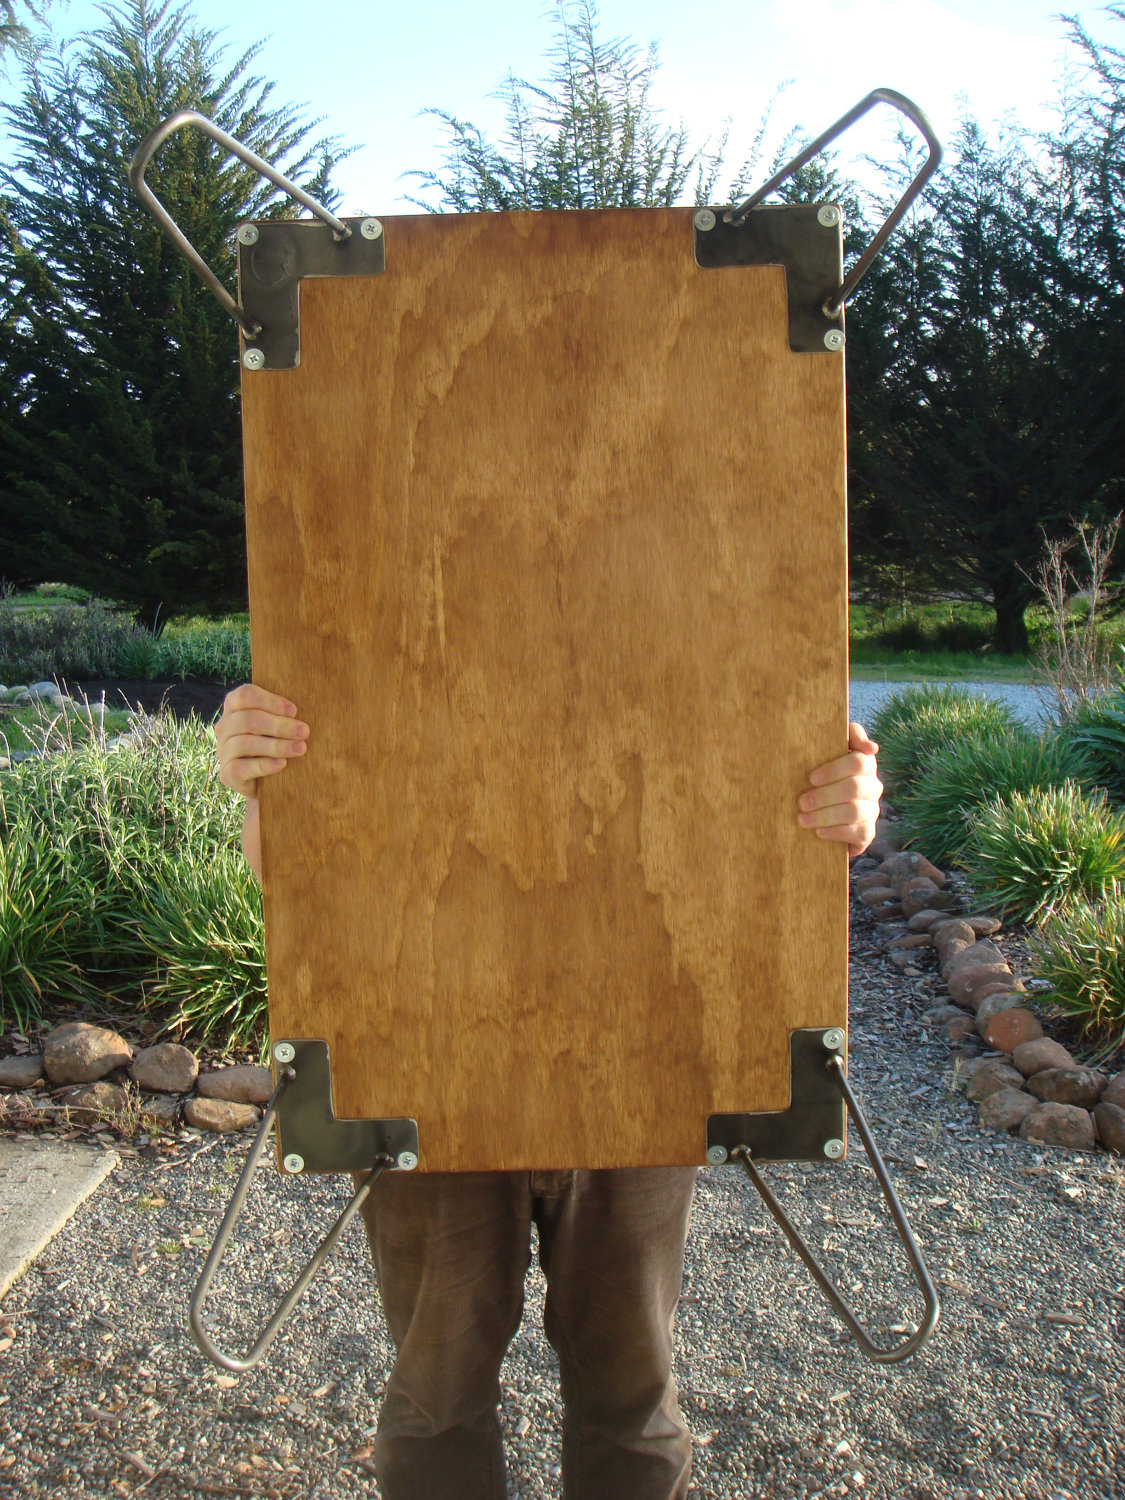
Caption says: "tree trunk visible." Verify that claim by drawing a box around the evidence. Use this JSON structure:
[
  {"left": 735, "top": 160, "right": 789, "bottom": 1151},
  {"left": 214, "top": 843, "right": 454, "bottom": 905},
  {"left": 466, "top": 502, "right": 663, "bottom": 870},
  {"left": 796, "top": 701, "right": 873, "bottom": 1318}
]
[{"left": 992, "top": 594, "right": 1029, "bottom": 655}]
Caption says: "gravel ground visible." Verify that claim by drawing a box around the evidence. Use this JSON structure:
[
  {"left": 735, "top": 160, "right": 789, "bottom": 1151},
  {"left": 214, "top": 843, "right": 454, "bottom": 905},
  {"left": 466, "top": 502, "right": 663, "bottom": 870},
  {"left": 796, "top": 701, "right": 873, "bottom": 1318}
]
[
  {"left": 849, "top": 680, "right": 1049, "bottom": 731},
  {"left": 2, "top": 902, "right": 1123, "bottom": 1500}
]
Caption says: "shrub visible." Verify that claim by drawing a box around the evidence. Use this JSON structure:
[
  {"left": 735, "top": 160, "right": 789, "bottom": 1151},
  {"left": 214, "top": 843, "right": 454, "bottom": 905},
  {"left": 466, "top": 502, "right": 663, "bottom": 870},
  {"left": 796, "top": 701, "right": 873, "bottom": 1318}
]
[
  {"left": 156, "top": 618, "right": 250, "bottom": 681},
  {"left": 962, "top": 782, "right": 1125, "bottom": 923},
  {"left": 0, "top": 710, "right": 260, "bottom": 1038},
  {"left": 1052, "top": 687, "right": 1125, "bottom": 803},
  {"left": 0, "top": 596, "right": 151, "bottom": 681},
  {"left": 1030, "top": 889, "right": 1125, "bottom": 1053},
  {"left": 898, "top": 731, "right": 1096, "bottom": 865},
  {"left": 868, "top": 684, "right": 1024, "bottom": 797}
]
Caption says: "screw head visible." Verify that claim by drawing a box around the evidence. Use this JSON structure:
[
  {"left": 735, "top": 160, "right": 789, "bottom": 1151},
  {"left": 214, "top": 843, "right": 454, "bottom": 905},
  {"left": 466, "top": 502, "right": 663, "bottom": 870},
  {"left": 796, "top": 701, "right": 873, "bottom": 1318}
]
[
  {"left": 242, "top": 347, "right": 266, "bottom": 371},
  {"left": 706, "top": 1145, "right": 729, "bottom": 1166},
  {"left": 396, "top": 1151, "right": 419, "bottom": 1171},
  {"left": 360, "top": 217, "right": 383, "bottom": 240},
  {"left": 823, "top": 1028, "right": 846, "bottom": 1052},
  {"left": 823, "top": 329, "right": 845, "bottom": 353},
  {"left": 236, "top": 223, "right": 259, "bottom": 246},
  {"left": 817, "top": 204, "right": 842, "bottom": 228},
  {"left": 823, "top": 1138, "right": 845, "bottom": 1160},
  {"left": 273, "top": 1041, "right": 296, "bottom": 1064},
  {"left": 282, "top": 1153, "right": 305, "bottom": 1174},
  {"left": 693, "top": 208, "right": 716, "bottom": 232}
]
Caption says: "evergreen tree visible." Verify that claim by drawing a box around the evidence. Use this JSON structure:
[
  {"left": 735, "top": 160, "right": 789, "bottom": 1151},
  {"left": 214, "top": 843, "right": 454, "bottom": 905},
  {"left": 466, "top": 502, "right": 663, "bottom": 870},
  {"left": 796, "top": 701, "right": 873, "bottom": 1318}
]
[{"left": 0, "top": 0, "right": 341, "bottom": 621}]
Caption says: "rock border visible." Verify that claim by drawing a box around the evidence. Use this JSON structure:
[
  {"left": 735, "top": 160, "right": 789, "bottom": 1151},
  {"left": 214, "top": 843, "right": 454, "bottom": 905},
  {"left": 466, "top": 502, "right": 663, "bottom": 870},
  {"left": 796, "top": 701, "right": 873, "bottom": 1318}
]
[{"left": 855, "top": 817, "right": 1124, "bottom": 1155}]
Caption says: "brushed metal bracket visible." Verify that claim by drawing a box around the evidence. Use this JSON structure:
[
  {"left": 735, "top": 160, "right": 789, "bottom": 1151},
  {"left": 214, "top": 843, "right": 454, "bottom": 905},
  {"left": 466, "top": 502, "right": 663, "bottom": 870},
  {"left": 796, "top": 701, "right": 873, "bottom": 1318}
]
[
  {"left": 272, "top": 1038, "right": 418, "bottom": 1173},
  {"left": 693, "top": 204, "right": 844, "bottom": 353},
  {"left": 707, "top": 1027, "right": 847, "bottom": 1162}
]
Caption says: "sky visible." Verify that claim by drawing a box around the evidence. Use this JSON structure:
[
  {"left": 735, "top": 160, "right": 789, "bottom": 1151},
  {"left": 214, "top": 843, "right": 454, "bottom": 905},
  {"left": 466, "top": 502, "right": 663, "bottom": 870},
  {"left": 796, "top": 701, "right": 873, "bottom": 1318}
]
[{"left": 2, "top": 0, "right": 1122, "bottom": 212}]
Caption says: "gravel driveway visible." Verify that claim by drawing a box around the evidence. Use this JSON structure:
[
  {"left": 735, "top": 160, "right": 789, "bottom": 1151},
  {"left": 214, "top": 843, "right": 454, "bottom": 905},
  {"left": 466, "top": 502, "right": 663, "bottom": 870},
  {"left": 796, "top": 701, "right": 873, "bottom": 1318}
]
[{"left": 1, "top": 903, "right": 1122, "bottom": 1500}]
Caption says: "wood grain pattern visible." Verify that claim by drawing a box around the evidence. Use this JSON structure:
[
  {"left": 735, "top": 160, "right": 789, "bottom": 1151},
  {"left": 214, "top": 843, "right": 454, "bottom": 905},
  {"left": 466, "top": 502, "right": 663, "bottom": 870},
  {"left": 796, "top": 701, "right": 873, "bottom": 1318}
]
[{"left": 241, "top": 207, "right": 849, "bottom": 1172}]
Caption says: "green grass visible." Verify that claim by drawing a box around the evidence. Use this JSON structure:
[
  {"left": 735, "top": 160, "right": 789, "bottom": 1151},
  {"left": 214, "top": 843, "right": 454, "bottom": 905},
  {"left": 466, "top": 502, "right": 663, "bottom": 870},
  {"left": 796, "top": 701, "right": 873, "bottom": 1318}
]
[
  {"left": 869, "top": 684, "right": 1023, "bottom": 797},
  {"left": 0, "top": 702, "right": 134, "bottom": 756}
]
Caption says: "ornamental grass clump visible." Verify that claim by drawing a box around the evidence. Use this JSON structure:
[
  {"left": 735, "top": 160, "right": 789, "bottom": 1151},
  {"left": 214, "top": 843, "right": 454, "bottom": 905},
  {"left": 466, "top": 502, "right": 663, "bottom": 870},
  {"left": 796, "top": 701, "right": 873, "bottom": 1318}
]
[
  {"left": 0, "top": 708, "right": 265, "bottom": 1041},
  {"left": 868, "top": 684, "right": 1022, "bottom": 797},
  {"left": 1051, "top": 686, "right": 1125, "bottom": 805},
  {"left": 962, "top": 782, "right": 1125, "bottom": 923},
  {"left": 1030, "top": 889, "right": 1125, "bottom": 1053},
  {"left": 898, "top": 730, "right": 1096, "bottom": 866}
]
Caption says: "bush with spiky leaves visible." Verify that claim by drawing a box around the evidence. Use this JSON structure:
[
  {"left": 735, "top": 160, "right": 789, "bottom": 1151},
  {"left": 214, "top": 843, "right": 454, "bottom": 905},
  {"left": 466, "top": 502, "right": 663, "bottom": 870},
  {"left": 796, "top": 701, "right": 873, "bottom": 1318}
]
[
  {"left": 1031, "top": 890, "right": 1125, "bottom": 1053},
  {"left": 868, "top": 684, "right": 1023, "bottom": 797},
  {"left": 962, "top": 782, "right": 1125, "bottom": 923},
  {"left": 898, "top": 731, "right": 1096, "bottom": 866}
]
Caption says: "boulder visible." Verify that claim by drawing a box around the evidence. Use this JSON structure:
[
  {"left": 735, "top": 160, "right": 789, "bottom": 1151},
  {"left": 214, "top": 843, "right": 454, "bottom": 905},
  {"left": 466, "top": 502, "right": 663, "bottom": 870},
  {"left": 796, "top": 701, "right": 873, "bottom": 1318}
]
[
  {"left": 945, "top": 1014, "right": 977, "bottom": 1043},
  {"left": 975, "top": 992, "right": 1024, "bottom": 1036},
  {"left": 183, "top": 1097, "right": 260, "bottom": 1133},
  {"left": 984, "top": 1008, "right": 1044, "bottom": 1053},
  {"left": 0, "top": 1054, "right": 45, "bottom": 1089},
  {"left": 1019, "top": 1101, "right": 1096, "bottom": 1150},
  {"left": 196, "top": 1064, "right": 274, "bottom": 1105},
  {"left": 1101, "top": 1072, "right": 1125, "bottom": 1109},
  {"left": 130, "top": 1042, "right": 198, "bottom": 1094},
  {"left": 1026, "top": 1068, "right": 1107, "bottom": 1108},
  {"left": 879, "top": 851, "right": 947, "bottom": 887},
  {"left": 866, "top": 827, "right": 905, "bottom": 861},
  {"left": 858, "top": 886, "right": 898, "bottom": 908},
  {"left": 1094, "top": 1101, "right": 1125, "bottom": 1154},
  {"left": 947, "top": 965, "right": 1013, "bottom": 1010},
  {"left": 966, "top": 1061, "right": 1026, "bottom": 1101},
  {"left": 944, "top": 939, "right": 1006, "bottom": 980},
  {"left": 886, "top": 933, "right": 932, "bottom": 949},
  {"left": 138, "top": 1094, "right": 179, "bottom": 1127},
  {"left": 907, "top": 910, "right": 948, "bottom": 933},
  {"left": 979, "top": 1089, "right": 1038, "bottom": 1132},
  {"left": 28, "top": 681, "right": 61, "bottom": 702},
  {"left": 922, "top": 1004, "right": 965, "bottom": 1024},
  {"left": 1011, "top": 1038, "right": 1077, "bottom": 1078},
  {"left": 57, "top": 1080, "right": 130, "bottom": 1125},
  {"left": 965, "top": 915, "right": 1002, "bottom": 937},
  {"left": 43, "top": 1022, "right": 132, "bottom": 1084}
]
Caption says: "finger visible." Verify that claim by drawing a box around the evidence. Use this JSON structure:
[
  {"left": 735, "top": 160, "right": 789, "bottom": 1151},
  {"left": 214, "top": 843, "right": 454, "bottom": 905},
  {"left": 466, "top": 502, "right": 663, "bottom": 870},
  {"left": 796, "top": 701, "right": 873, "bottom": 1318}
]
[
  {"left": 807, "top": 750, "right": 878, "bottom": 787},
  {"left": 220, "top": 732, "right": 308, "bottom": 766},
  {"left": 217, "top": 711, "right": 310, "bottom": 749},
  {"left": 218, "top": 754, "right": 291, "bottom": 797},
  {"left": 222, "top": 683, "right": 299, "bottom": 719},
  {"left": 798, "top": 800, "right": 882, "bottom": 832},
  {"left": 814, "top": 821, "right": 878, "bottom": 853},
  {"left": 848, "top": 721, "right": 879, "bottom": 755},
  {"left": 798, "top": 774, "right": 883, "bottom": 814}
]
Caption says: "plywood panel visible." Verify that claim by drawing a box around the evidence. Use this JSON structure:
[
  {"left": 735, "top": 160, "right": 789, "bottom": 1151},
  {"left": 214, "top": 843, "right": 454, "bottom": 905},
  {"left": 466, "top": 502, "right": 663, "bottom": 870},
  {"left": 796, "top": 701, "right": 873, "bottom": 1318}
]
[{"left": 241, "top": 207, "right": 849, "bottom": 1171}]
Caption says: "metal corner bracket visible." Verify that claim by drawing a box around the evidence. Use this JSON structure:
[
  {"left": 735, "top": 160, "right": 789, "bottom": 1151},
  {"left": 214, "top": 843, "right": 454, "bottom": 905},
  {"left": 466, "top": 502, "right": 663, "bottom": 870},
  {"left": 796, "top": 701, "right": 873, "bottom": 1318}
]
[
  {"left": 272, "top": 1038, "right": 418, "bottom": 1172},
  {"left": 693, "top": 205, "right": 844, "bottom": 354},
  {"left": 707, "top": 1027, "right": 846, "bottom": 1162},
  {"left": 237, "top": 218, "right": 385, "bottom": 371}
]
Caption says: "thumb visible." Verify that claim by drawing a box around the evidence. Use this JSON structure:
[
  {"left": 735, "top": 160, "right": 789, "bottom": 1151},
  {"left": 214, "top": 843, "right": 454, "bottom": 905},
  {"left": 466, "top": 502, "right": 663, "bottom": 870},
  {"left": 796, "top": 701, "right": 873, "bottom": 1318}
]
[{"left": 848, "top": 721, "right": 879, "bottom": 754}]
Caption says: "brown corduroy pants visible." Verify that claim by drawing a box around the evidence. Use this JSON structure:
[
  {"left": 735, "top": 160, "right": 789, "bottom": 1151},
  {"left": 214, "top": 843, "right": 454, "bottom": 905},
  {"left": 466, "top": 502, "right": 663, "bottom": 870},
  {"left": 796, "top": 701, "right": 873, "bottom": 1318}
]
[{"left": 355, "top": 1165, "right": 698, "bottom": 1500}]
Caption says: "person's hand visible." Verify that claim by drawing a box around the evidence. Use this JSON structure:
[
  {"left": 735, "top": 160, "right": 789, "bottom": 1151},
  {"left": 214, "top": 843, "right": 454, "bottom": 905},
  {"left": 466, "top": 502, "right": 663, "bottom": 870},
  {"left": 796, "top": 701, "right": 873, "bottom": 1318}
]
[
  {"left": 797, "top": 722, "right": 883, "bottom": 858},
  {"left": 214, "top": 684, "right": 310, "bottom": 879}
]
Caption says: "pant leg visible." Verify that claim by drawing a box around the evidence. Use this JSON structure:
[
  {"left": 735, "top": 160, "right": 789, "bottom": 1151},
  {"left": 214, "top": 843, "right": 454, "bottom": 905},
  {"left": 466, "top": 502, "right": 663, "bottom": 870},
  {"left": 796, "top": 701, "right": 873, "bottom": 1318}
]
[
  {"left": 355, "top": 1169, "right": 533, "bottom": 1500},
  {"left": 533, "top": 1167, "right": 698, "bottom": 1500}
]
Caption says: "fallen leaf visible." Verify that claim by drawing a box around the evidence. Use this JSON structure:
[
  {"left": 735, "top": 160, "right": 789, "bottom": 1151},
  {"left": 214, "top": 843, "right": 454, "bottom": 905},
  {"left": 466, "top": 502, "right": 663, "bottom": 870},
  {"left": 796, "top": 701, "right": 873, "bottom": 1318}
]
[{"left": 1044, "top": 1310, "right": 1085, "bottom": 1327}]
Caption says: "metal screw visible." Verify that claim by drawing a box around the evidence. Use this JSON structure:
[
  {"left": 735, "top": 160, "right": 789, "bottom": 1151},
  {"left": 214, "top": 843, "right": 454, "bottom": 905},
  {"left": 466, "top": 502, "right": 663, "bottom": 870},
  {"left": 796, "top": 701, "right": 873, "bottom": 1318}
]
[
  {"left": 360, "top": 217, "right": 383, "bottom": 240},
  {"left": 396, "top": 1151, "right": 419, "bottom": 1171},
  {"left": 823, "top": 330, "right": 845, "bottom": 352},
  {"left": 242, "top": 347, "right": 266, "bottom": 371},
  {"left": 706, "top": 1145, "right": 728, "bottom": 1166},
  {"left": 824, "top": 1138, "right": 845, "bottom": 1160},
  {"left": 823, "top": 1028, "right": 846, "bottom": 1052},
  {"left": 273, "top": 1041, "right": 295, "bottom": 1065},
  {"left": 282, "top": 1153, "right": 305, "bottom": 1174},
  {"left": 693, "top": 208, "right": 716, "bottom": 232},
  {"left": 817, "top": 204, "right": 842, "bottom": 228},
  {"left": 236, "top": 223, "right": 259, "bottom": 246}
]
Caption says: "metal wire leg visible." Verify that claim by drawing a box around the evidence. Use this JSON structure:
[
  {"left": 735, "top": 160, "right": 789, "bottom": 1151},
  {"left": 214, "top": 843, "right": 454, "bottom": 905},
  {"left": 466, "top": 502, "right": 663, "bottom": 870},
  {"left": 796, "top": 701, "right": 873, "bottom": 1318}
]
[
  {"left": 733, "top": 1056, "right": 941, "bottom": 1365},
  {"left": 188, "top": 1070, "right": 393, "bottom": 1372}
]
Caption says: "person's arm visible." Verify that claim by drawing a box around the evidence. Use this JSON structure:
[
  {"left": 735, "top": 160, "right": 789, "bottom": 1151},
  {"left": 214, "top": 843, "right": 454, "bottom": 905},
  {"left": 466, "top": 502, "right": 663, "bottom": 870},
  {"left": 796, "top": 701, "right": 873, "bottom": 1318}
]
[
  {"left": 214, "top": 683, "right": 311, "bottom": 883},
  {"left": 796, "top": 722, "right": 884, "bottom": 858}
]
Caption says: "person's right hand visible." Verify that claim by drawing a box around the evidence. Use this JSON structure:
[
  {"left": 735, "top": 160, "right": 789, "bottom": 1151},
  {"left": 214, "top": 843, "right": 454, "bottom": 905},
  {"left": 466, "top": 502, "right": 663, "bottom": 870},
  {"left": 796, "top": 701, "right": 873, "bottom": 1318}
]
[
  {"left": 215, "top": 684, "right": 310, "bottom": 880},
  {"left": 215, "top": 683, "right": 309, "bottom": 798}
]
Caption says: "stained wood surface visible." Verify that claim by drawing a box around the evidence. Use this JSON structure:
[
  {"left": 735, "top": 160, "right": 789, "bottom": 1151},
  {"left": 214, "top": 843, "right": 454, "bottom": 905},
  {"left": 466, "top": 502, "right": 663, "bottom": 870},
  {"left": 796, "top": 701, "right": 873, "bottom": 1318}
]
[{"left": 241, "top": 207, "right": 849, "bottom": 1172}]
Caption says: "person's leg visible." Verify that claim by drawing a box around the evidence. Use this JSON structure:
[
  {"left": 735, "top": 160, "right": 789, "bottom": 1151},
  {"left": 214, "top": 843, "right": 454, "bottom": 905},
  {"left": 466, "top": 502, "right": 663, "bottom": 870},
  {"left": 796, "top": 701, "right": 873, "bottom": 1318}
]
[
  {"left": 355, "top": 1169, "right": 533, "bottom": 1500},
  {"left": 534, "top": 1167, "right": 698, "bottom": 1500}
]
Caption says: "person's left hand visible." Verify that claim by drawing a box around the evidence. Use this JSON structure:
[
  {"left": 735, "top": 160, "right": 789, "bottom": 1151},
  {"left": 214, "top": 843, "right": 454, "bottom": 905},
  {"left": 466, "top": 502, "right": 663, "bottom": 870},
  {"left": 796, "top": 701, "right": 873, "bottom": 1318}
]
[{"left": 797, "top": 722, "right": 884, "bottom": 857}]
